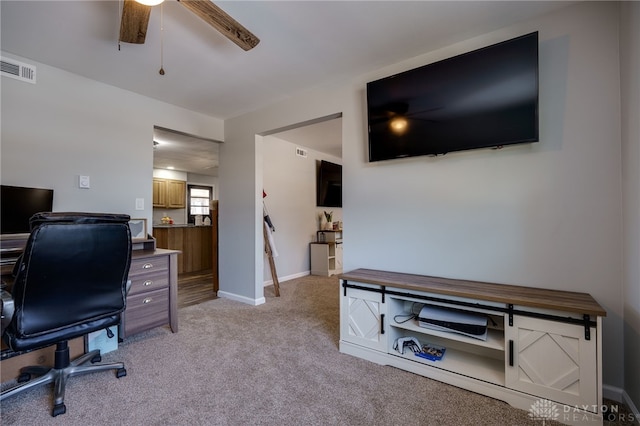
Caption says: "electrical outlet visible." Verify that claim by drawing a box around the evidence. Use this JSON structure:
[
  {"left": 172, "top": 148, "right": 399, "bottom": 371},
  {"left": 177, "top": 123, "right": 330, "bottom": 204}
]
[{"left": 79, "top": 175, "right": 90, "bottom": 189}]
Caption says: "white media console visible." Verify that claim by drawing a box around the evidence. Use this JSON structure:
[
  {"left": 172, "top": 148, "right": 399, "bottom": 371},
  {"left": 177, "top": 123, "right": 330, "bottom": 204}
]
[{"left": 339, "top": 269, "right": 607, "bottom": 425}]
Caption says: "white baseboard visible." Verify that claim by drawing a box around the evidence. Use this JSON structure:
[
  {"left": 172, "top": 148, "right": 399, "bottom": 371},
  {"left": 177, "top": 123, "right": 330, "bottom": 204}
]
[
  {"left": 604, "top": 384, "right": 625, "bottom": 402},
  {"left": 263, "top": 270, "right": 310, "bottom": 287},
  {"left": 218, "top": 271, "right": 311, "bottom": 305},
  {"left": 218, "top": 290, "right": 265, "bottom": 306},
  {"left": 603, "top": 384, "right": 640, "bottom": 422},
  {"left": 622, "top": 391, "right": 640, "bottom": 423}
]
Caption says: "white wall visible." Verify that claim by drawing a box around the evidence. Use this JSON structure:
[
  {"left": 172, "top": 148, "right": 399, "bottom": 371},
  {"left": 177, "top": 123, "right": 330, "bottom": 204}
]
[
  {"left": 262, "top": 135, "right": 342, "bottom": 283},
  {"left": 221, "top": 2, "right": 627, "bottom": 390},
  {"left": 621, "top": 1, "right": 640, "bottom": 413},
  {"left": 1, "top": 56, "right": 223, "bottom": 227},
  {"left": 187, "top": 172, "right": 217, "bottom": 199},
  {"left": 220, "top": 89, "right": 345, "bottom": 305}
]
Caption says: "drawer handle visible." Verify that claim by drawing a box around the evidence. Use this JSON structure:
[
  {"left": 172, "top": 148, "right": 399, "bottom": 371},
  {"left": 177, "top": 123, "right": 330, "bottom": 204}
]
[
  {"left": 142, "top": 263, "right": 153, "bottom": 269},
  {"left": 143, "top": 298, "right": 153, "bottom": 304},
  {"left": 143, "top": 280, "right": 153, "bottom": 286}
]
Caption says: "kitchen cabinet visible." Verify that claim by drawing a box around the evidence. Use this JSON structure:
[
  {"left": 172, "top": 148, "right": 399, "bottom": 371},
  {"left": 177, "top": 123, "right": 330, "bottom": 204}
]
[
  {"left": 153, "top": 225, "right": 214, "bottom": 276},
  {"left": 153, "top": 178, "right": 186, "bottom": 209}
]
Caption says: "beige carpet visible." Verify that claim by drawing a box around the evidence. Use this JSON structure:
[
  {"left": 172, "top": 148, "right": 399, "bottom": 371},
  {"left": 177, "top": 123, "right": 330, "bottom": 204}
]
[{"left": 1, "top": 275, "right": 568, "bottom": 425}]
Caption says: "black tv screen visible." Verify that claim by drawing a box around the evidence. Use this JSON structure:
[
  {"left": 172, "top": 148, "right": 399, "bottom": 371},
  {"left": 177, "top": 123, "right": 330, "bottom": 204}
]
[
  {"left": 367, "top": 32, "right": 539, "bottom": 162},
  {"left": 1, "top": 185, "right": 54, "bottom": 234},
  {"left": 317, "top": 160, "right": 342, "bottom": 208}
]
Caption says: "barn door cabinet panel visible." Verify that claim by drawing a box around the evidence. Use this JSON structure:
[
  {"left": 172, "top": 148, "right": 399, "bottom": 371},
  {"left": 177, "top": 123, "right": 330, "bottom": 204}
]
[
  {"left": 505, "top": 315, "right": 598, "bottom": 409},
  {"left": 338, "top": 269, "right": 606, "bottom": 425},
  {"left": 340, "top": 285, "right": 387, "bottom": 352}
]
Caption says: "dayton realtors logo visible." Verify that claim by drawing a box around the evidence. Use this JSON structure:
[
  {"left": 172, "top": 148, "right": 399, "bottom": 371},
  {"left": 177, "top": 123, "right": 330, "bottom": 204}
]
[
  {"left": 529, "top": 398, "right": 637, "bottom": 423},
  {"left": 528, "top": 399, "right": 560, "bottom": 424}
]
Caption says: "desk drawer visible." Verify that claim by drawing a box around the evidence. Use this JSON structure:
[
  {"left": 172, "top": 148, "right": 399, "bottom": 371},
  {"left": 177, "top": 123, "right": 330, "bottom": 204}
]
[
  {"left": 123, "top": 288, "right": 169, "bottom": 337},
  {"left": 128, "top": 271, "right": 169, "bottom": 296},
  {"left": 129, "top": 256, "right": 169, "bottom": 277}
]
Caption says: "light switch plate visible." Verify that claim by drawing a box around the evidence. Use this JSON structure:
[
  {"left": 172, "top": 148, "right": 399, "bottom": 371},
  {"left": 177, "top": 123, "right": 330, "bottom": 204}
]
[{"left": 135, "top": 198, "right": 144, "bottom": 210}]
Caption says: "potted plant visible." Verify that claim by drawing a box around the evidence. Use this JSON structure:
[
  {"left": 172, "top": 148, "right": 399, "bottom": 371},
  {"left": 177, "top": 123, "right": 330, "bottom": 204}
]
[{"left": 324, "top": 211, "right": 333, "bottom": 230}]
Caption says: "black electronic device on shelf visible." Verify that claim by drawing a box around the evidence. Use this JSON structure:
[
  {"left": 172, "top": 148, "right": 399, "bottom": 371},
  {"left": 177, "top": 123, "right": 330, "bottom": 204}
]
[
  {"left": 316, "top": 160, "right": 342, "bottom": 208},
  {"left": 418, "top": 304, "right": 488, "bottom": 341}
]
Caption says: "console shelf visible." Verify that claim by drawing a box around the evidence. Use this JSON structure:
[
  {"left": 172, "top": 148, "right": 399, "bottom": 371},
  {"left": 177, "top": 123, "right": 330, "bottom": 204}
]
[
  {"left": 390, "top": 345, "right": 506, "bottom": 386},
  {"left": 339, "top": 268, "right": 606, "bottom": 425},
  {"left": 387, "top": 296, "right": 505, "bottom": 351},
  {"left": 390, "top": 316, "right": 505, "bottom": 352}
]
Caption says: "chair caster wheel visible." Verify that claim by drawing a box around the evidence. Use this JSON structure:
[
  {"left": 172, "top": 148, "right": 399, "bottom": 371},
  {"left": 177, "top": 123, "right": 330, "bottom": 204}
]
[
  {"left": 116, "top": 368, "right": 127, "bottom": 378},
  {"left": 52, "top": 403, "right": 66, "bottom": 417},
  {"left": 91, "top": 354, "right": 102, "bottom": 363},
  {"left": 17, "top": 372, "right": 31, "bottom": 383}
]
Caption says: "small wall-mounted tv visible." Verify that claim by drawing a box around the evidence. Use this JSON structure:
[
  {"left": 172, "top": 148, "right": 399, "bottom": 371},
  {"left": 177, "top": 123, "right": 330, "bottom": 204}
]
[
  {"left": 1, "top": 185, "right": 54, "bottom": 234},
  {"left": 316, "top": 160, "right": 342, "bottom": 208},
  {"left": 367, "top": 32, "right": 539, "bottom": 162}
]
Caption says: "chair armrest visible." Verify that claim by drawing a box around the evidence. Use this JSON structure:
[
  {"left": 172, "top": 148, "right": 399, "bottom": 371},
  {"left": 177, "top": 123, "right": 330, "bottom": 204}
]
[{"left": 1, "top": 287, "right": 15, "bottom": 336}]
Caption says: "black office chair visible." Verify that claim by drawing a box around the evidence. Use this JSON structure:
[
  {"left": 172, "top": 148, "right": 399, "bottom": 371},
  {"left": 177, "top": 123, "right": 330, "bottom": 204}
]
[{"left": 0, "top": 212, "right": 132, "bottom": 416}]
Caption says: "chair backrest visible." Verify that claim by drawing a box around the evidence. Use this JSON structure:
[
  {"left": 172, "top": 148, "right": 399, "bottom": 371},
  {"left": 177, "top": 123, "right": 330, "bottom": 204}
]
[{"left": 10, "top": 213, "right": 132, "bottom": 343}]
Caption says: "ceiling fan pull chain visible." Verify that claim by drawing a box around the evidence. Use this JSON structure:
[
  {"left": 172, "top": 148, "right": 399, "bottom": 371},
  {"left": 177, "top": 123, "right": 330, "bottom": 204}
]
[{"left": 159, "top": 2, "right": 165, "bottom": 75}]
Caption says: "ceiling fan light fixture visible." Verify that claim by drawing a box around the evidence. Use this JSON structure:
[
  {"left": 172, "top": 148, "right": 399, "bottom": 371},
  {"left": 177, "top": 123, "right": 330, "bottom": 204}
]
[
  {"left": 135, "top": 0, "right": 164, "bottom": 6},
  {"left": 390, "top": 116, "right": 408, "bottom": 134}
]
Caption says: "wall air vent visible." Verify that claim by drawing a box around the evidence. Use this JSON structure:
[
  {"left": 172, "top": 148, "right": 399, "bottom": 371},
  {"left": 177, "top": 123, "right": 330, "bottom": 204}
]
[
  {"left": 1, "top": 56, "right": 36, "bottom": 84},
  {"left": 295, "top": 147, "right": 308, "bottom": 158}
]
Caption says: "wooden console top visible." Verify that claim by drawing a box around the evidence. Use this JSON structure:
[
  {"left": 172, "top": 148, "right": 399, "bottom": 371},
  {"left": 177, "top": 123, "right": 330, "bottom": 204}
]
[{"left": 339, "top": 269, "right": 606, "bottom": 317}]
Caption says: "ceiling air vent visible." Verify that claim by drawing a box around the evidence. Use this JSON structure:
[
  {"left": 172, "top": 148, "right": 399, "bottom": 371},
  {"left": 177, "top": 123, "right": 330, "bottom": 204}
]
[
  {"left": 295, "top": 147, "right": 308, "bottom": 158},
  {"left": 1, "top": 56, "right": 36, "bottom": 84}
]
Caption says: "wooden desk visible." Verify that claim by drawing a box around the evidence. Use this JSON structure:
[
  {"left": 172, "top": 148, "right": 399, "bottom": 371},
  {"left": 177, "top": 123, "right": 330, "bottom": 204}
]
[
  {"left": 0, "top": 234, "right": 28, "bottom": 276},
  {"left": 1, "top": 240, "right": 180, "bottom": 382},
  {"left": 120, "top": 249, "right": 180, "bottom": 338}
]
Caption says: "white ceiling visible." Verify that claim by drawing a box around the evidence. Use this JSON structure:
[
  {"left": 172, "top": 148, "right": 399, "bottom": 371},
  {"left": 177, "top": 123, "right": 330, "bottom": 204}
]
[
  {"left": 151, "top": 117, "right": 341, "bottom": 176},
  {"left": 1, "top": 0, "right": 575, "bottom": 174},
  {"left": 152, "top": 126, "right": 222, "bottom": 176}
]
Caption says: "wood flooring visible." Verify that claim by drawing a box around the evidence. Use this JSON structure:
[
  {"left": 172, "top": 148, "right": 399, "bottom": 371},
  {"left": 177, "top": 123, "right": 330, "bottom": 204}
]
[{"left": 177, "top": 269, "right": 217, "bottom": 309}]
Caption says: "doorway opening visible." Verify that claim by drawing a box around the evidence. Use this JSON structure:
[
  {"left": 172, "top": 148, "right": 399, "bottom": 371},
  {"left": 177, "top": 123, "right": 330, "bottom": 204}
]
[
  {"left": 152, "top": 126, "right": 221, "bottom": 308},
  {"left": 260, "top": 113, "right": 343, "bottom": 292}
]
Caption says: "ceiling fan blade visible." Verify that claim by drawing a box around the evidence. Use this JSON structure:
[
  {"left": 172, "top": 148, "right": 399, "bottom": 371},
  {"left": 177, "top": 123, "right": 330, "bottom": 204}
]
[
  {"left": 119, "top": 0, "right": 152, "bottom": 44},
  {"left": 177, "top": 0, "right": 260, "bottom": 51}
]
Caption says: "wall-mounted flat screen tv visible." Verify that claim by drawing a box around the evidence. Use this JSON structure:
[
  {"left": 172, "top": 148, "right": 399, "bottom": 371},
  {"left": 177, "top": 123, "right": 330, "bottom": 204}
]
[
  {"left": 367, "top": 32, "right": 539, "bottom": 162},
  {"left": 316, "top": 160, "right": 342, "bottom": 208},
  {"left": 1, "top": 185, "right": 54, "bottom": 234}
]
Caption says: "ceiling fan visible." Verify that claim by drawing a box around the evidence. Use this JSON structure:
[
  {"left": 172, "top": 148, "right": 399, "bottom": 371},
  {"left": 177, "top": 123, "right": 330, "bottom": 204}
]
[
  {"left": 369, "top": 102, "right": 444, "bottom": 128},
  {"left": 119, "top": 0, "right": 260, "bottom": 51}
]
